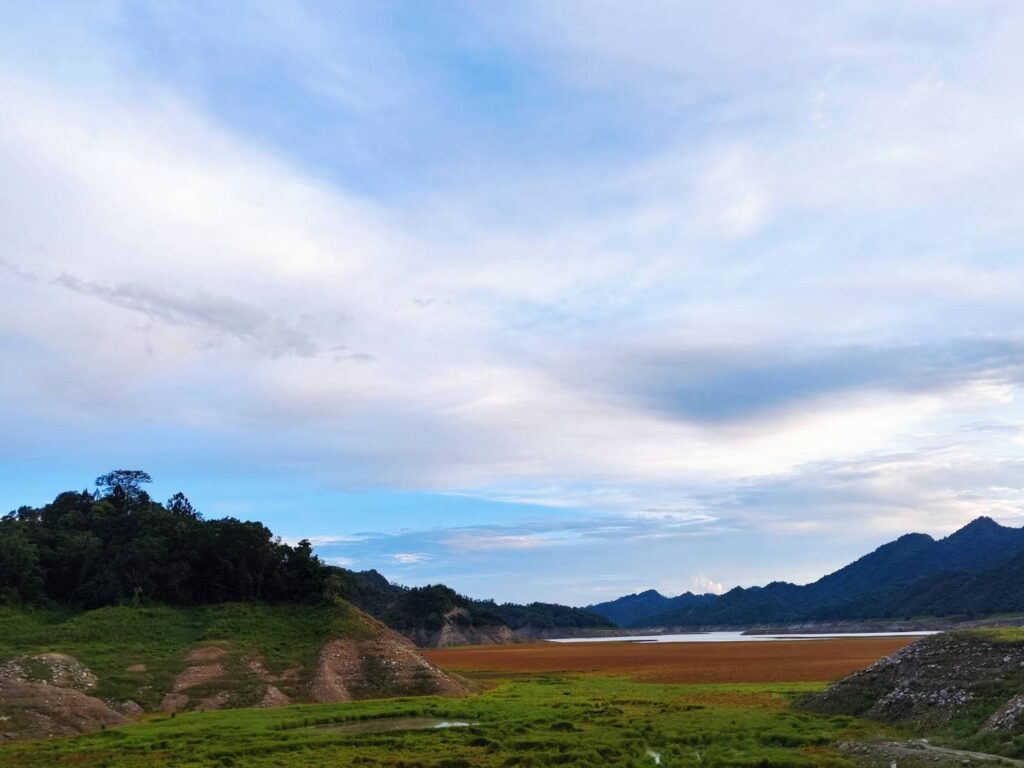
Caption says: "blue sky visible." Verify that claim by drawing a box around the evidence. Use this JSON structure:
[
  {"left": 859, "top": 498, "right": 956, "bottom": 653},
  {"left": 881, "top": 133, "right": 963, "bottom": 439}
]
[{"left": 4, "top": 1, "right": 1024, "bottom": 604}]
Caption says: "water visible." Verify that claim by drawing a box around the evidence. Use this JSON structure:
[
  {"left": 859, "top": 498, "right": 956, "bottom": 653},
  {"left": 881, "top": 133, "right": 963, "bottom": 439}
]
[
  {"left": 311, "top": 717, "right": 475, "bottom": 734},
  {"left": 548, "top": 630, "right": 939, "bottom": 644}
]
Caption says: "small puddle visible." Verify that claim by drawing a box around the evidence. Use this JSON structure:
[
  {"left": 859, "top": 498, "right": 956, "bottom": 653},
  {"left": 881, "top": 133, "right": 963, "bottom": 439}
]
[{"left": 312, "top": 717, "right": 475, "bottom": 734}]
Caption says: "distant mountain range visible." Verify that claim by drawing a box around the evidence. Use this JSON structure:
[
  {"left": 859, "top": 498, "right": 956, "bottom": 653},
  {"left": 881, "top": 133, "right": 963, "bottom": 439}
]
[{"left": 587, "top": 516, "right": 1024, "bottom": 628}]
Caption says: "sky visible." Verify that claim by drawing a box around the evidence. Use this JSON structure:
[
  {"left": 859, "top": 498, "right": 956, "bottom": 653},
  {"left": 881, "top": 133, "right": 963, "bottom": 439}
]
[{"left": 3, "top": 1, "right": 1024, "bottom": 605}]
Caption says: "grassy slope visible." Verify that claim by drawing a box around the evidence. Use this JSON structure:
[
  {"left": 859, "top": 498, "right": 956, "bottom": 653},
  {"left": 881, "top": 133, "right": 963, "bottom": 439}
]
[
  {"left": 973, "top": 626, "right": 1024, "bottom": 644},
  {"left": 0, "top": 675, "right": 886, "bottom": 768},
  {"left": 0, "top": 602, "right": 374, "bottom": 709}
]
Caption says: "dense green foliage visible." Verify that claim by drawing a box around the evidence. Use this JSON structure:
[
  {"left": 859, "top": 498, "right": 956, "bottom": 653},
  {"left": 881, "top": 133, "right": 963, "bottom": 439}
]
[
  {"left": 0, "top": 675, "right": 880, "bottom": 767},
  {"left": 0, "top": 482, "right": 326, "bottom": 607},
  {"left": 485, "top": 600, "right": 614, "bottom": 630},
  {"left": 848, "top": 552, "right": 1024, "bottom": 619},
  {"left": 0, "top": 602, "right": 371, "bottom": 709},
  {"left": 592, "top": 517, "right": 1024, "bottom": 627}
]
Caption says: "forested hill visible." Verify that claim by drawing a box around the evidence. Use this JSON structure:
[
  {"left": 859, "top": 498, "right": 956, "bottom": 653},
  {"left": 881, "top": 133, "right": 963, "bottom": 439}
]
[
  {"left": 335, "top": 565, "right": 610, "bottom": 643},
  {"left": 0, "top": 471, "right": 611, "bottom": 644},
  {"left": 589, "top": 516, "right": 1024, "bottom": 628}
]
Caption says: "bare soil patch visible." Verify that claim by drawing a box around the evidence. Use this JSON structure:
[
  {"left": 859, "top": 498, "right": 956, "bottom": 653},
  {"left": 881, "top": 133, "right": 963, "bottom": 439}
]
[
  {"left": 423, "top": 637, "right": 915, "bottom": 684},
  {"left": 160, "top": 645, "right": 228, "bottom": 712}
]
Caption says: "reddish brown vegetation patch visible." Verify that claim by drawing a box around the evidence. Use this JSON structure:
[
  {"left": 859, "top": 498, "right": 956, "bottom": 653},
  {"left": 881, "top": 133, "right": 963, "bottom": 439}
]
[{"left": 423, "top": 637, "right": 916, "bottom": 684}]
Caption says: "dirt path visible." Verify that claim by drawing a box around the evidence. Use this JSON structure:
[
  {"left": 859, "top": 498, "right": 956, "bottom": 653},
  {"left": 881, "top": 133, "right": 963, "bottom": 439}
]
[{"left": 841, "top": 740, "right": 1024, "bottom": 767}]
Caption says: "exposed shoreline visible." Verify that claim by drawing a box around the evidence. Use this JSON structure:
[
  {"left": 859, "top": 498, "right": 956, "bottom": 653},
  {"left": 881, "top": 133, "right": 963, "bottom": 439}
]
[{"left": 523, "top": 614, "right": 1024, "bottom": 642}]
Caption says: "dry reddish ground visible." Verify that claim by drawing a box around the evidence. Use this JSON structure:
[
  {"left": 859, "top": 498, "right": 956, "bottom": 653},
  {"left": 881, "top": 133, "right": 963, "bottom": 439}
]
[{"left": 423, "top": 637, "right": 917, "bottom": 684}]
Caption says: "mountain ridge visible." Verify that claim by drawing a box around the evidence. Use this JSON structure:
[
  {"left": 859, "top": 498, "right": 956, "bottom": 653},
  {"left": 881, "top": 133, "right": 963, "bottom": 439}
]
[{"left": 588, "top": 516, "right": 1024, "bottom": 628}]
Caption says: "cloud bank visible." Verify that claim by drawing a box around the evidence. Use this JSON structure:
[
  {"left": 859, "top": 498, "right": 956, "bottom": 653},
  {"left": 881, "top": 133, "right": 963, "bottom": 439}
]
[{"left": 3, "top": 1, "right": 1024, "bottom": 601}]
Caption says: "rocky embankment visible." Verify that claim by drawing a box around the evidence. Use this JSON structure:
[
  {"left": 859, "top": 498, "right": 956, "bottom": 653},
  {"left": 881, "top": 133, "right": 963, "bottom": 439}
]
[
  {"left": 0, "top": 654, "right": 127, "bottom": 741},
  {"left": 802, "top": 630, "right": 1024, "bottom": 762}
]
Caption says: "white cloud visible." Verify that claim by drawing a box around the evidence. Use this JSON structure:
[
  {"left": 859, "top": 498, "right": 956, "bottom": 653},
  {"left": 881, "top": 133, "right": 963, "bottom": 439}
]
[
  {"left": 443, "top": 533, "right": 560, "bottom": 551},
  {"left": 691, "top": 574, "right": 725, "bottom": 596},
  {"left": 392, "top": 553, "right": 430, "bottom": 564}
]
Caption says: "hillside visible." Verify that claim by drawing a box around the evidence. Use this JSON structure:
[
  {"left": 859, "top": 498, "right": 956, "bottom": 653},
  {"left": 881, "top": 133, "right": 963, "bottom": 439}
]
[
  {"left": 802, "top": 629, "right": 1024, "bottom": 760},
  {"left": 594, "top": 517, "right": 1024, "bottom": 628},
  {"left": 0, "top": 472, "right": 611, "bottom": 646},
  {"left": 335, "top": 570, "right": 613, "bottom": 646},
  {"left": 586, "top": 589, "right": 673, "bottom": 626},
  {"left": 0, "top": 600, "right": 469, "bottom": 741}
]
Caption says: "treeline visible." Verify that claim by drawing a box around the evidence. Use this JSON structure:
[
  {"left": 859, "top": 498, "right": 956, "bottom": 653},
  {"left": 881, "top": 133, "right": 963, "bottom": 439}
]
[
  {"left": 484, "top": 600, "right": 614, "bottom": 630},
  {"left": 0, "top": 471, "right": 326, "bottom": 607},
  {"left": 336, "top": 569, "right": 612, "bottom": 632},
  {"left": 0, "top": 472, "right": 612, "bottom": 636}
]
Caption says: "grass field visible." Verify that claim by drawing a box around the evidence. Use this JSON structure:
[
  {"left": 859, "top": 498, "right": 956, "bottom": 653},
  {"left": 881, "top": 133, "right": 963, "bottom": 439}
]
[
  {"left": 0, "top": 636, "right": 907, "bottom": 767},
  {"left": 0, "top": 677, "right": 885, "bottom": 768}
]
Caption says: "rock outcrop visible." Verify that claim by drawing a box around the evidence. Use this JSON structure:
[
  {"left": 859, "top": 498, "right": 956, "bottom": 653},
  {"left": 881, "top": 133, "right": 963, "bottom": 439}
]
[
  {"left": 803, "top": 631, "right": 1024, "bottom": 734},
  {"left": 0, "top": 654, "right": 126, "bottom": 741},
  {"left": 984, "top": 693, "right": 1024, "bottom": 732}
]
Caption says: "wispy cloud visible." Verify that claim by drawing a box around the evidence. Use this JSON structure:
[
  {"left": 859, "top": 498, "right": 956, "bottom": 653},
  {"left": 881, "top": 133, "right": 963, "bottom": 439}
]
[
  {"left": 392, "top": 552, "right": 430, "bottom": 564},
  {"left": 55, "top": 273, "right": 319, "bottom": 357}
]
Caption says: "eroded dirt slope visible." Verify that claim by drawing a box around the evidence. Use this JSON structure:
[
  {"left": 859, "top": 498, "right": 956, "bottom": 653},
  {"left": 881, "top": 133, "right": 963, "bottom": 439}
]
[{"left": 312, "top": 615, "right": 471, "bottom": 702}]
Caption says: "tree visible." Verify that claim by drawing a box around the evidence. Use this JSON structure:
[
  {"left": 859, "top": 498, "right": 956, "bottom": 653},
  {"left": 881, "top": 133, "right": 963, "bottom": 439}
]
[
  {"left": 167, "top": 492, "right": 200, "bottom": 519},
  {"left": 95, "top": 470, "right": 153, "bottom": 502},
  {"left": 0, "top": 522, "right": 44, "bottom": 603}
]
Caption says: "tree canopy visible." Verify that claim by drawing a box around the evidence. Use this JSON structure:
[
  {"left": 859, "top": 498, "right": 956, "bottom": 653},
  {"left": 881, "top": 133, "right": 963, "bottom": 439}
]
[
  {"left": 94, "top": 470, "right": 153, "bottom": 502},
  {"left": 0, "top": 472, "right": 326, "bottom": 607}
]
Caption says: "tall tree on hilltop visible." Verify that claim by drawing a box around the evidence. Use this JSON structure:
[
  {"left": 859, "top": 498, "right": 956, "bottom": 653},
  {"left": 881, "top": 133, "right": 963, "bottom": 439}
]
[{"left": 95, "top": 470, "right": 153, "bottom": 503}]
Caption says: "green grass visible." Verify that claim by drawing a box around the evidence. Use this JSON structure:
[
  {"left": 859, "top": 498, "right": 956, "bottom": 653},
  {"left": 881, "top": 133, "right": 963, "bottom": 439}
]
[
  {"left": 0, "top": 675, "right": 886, "bottom": 768},
  {"left": 970, "top": 626, "right": 1024, "bottom": 645},
  {"left": 0, "top": 602, "right": 371, "bottom": 709}
]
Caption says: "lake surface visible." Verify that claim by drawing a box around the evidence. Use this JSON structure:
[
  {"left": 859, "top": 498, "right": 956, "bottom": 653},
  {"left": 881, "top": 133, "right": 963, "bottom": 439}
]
[{"left": 548, "top": 630, "right": 939, "bottom": 644}]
